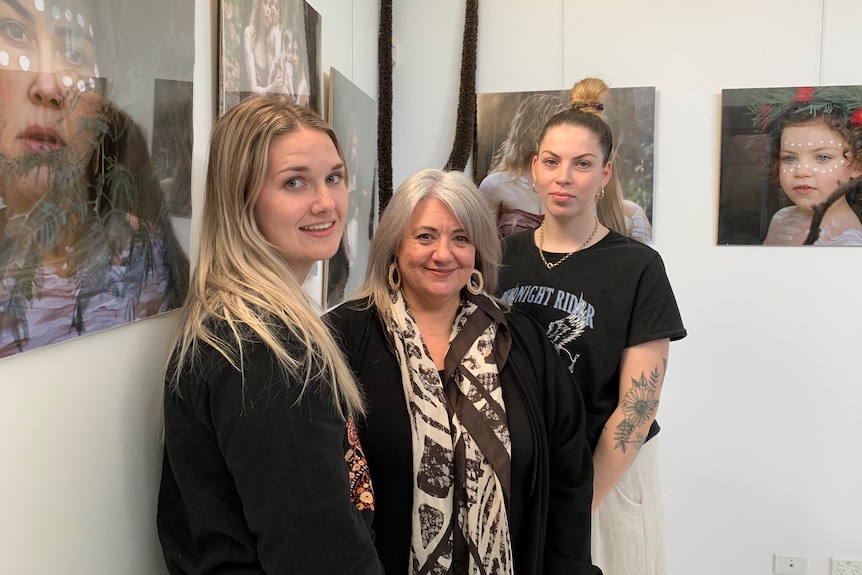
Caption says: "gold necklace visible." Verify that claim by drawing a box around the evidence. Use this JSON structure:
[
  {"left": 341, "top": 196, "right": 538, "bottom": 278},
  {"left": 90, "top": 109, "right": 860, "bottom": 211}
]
[{"left": 538, "top": 216, "right": 600, "bottom": 270}]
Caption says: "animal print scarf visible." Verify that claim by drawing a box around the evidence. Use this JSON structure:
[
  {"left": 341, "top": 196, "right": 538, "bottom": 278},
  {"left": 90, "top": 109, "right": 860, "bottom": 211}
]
[{"left": 385, "top": 289, "right": 514, "bottom": 574}]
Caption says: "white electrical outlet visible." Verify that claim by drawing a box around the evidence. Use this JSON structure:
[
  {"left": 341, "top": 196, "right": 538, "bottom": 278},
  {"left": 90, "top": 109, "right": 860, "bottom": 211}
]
[
  {"left": 774, "top": 554, "right": 808, "bottom": 575},
  {"left": 831, "top": 558, "right": 862, "bottom": 575}
]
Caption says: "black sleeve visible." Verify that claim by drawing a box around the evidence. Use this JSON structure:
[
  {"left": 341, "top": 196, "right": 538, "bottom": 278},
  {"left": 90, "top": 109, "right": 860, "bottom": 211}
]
[
  {"left": 509, "top": 312, "right": 601, "bottom": 575},
  {"left": 627, "top": 253, "right": 687, "bottom": 347},
  {"left": 542, "top": 334, "right": 601, "bottom": 575},
  {"left": 163, "top": 341, "right": 383, "bottom": 574}
]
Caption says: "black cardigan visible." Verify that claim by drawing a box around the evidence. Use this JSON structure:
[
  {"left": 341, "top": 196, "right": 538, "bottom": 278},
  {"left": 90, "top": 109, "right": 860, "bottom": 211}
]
[
  {"left": 157, "top": 325, "right": 383, "bottom": 574},
  {"left": 327, "top": 297, "right": 600, "bottom": 575}
]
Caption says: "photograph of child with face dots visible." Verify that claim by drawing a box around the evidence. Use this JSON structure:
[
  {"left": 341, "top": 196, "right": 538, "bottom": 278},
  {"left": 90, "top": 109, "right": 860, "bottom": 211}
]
[
  {"left": 718, "top": 85, "right": 862, "bottom": 246},
  {"left": 0, "top": 0, "right": 193, "bottom": 358},
  {"left": 324, "top": 68, "right": 377, "bottom": 310},
  {"left": 218, "top": 0, "right": 322, "bottom": 115},
  {"left": 475, "top": 86, "right": 657, "bottom": 243}
]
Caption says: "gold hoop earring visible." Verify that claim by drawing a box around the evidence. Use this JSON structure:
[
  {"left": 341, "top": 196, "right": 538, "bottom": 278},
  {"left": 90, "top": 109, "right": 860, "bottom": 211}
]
[
  {"left": 596, "top": 187, "right": 605, "bottom": 200},
  {"left": 532, "top": 182, "right": 539, "bottom": 193},
  {"left": 467, "top": 269, "right": 484, "bottom": 295},
  {"left": 388, "top": 261, "right": 401, "bottom": 290}
]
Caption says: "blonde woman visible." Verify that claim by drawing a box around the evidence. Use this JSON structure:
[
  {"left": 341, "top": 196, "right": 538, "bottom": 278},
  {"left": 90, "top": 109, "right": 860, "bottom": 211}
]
[
  {"left": 479, "top": 94, "right": 567, "bottom": 236},
  {"left": 157, "top": 96, "right": 382, "bottom": 574}
]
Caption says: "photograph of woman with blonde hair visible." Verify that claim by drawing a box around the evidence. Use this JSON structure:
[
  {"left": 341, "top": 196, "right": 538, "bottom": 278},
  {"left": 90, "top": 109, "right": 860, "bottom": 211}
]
[{"left": 476, "top": 83, "right": 656, "bottom": 243}]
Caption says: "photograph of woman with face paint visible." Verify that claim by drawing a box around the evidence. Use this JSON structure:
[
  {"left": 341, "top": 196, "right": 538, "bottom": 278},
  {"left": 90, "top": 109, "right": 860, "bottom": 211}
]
[{"left": 0, "top": 0, "right": 189, "bottom": 358}]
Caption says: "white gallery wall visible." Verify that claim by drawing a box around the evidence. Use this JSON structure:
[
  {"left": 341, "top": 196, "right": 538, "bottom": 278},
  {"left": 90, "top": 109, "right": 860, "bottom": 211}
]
[
  {"left": 0, "top": 0, "right": 378, "bottom": 573},
  {"left": 392, "top": 1, "right": 862, "bottom": 574}
]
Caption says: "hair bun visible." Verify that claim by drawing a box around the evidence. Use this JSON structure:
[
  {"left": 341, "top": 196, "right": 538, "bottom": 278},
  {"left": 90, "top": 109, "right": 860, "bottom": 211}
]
[
  {"left": 570, "top": 102, "right": 604, "bottom": 112},
  {"left": 568, "top": 77, "right": 610, "bottom": 114}
]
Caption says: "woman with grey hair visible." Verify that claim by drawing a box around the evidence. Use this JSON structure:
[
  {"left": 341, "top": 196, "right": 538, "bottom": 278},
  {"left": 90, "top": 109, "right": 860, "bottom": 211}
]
[{"left": 327, "top": 168, "right": 599, "bottom": 575}]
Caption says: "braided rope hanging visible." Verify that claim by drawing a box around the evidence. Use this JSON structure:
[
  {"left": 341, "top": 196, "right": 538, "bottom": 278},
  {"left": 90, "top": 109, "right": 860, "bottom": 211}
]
[
  {"left": 377, "top": 0, "right": 478, "bottom": 212},
  {"left": 444, "top": 0, "right": 479, "bottom": 172},
  {"left": 377, "top": 0, "right": 393, "bottom": 212}
]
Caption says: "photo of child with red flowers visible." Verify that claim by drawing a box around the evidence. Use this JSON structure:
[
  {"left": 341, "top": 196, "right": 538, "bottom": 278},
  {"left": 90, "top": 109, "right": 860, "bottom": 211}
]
[{"left": 717, "top": 85, "right": 862, "bottom": 245}]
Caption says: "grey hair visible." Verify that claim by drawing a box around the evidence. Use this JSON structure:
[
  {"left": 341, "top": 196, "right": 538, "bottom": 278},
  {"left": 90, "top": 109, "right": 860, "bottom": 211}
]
[{"left": 353, "top": 168, "right": 501, "bottom": 319}]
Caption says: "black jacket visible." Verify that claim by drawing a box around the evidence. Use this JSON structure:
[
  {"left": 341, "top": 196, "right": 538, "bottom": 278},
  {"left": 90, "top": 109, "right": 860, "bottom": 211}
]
[
  {"left": 327, "top": 297, "right": 600, "bottom": 575},
  {"left": 157, "top": 323, "right": 383, "bottom": 574}
]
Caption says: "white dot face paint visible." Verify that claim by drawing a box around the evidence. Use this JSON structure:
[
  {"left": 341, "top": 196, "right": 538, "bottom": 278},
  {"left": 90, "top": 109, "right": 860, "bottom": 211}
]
[
  {"left": 778, "top": 122, "right": 858, "bottom": 211},
  {"left": 51, "top": 5, "right": 59, "bottom": 19},
  {"left": 88, "top": 77, "right": 95, "bottom": 90},
  {"left": 93, "top": 63, "right": 99, "bottom": 78},
  {"left": 77, "top": 13, "right": 85, "bottom": 27},
  {"left": 64, "top": 8, "right": 72, "bottom": 22},
  {"left": 34, "top": 0, "right": 45, "bottom": 12},
  {"left": 62, "top": 75, "right": 73, "bottom": 88},
  {"left": 77, "top": 78, "right": 85, "bottom": 92},
  {"left": 19, "top": 55, "right": 30, "bottom": 72},
  {"left": 0, "top": 51, "right": 8, "bottom": 67}
]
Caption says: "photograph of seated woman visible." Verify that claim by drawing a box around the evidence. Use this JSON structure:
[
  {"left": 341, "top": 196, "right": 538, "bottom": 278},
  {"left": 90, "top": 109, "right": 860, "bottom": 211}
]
[
  {"left": 326, "top": 169, "right": 600, "bottom": 574},
  {"left": 497, "top": 76, "right": 686, "bottom": 575},
  {"left": 158, "top": 95, "right": 382, "bottom": 573},
  {"left": 755, "top": 87, "right": 862, "bottom": 245},
  {"left": 0, "top": 0, "right": 188, "bottom": 358},
  {"left": 477, "top": 82, "right": 654, "bottom": 243},
  {"left": 243, "top": 0, "right": 282, "bottom": 96},
  {"left": 222, "top": 0, "right": 318, "bottom": 114}
]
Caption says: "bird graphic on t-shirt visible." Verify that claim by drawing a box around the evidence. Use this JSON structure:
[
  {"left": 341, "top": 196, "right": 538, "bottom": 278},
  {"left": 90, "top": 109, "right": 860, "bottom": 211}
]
[{"left": 547, "top": 310, "right": 588, "bottom": 372}]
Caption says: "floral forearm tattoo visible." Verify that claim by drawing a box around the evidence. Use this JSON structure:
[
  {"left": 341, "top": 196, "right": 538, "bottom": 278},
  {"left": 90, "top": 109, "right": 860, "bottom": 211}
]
[{"left": 613, "top": 358, "right": 667, "bottom": 453}]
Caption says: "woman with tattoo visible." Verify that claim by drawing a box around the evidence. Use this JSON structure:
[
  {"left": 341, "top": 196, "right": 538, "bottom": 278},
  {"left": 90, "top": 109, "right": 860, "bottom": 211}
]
[{"left": 497, "top": 77, "right": 687, "bottom": 575}]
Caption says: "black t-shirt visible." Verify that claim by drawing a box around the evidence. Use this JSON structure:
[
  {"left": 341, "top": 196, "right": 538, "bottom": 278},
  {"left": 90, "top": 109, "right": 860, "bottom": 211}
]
[{"left": 499, "top": 229, "right": 687, "bottom": 451}]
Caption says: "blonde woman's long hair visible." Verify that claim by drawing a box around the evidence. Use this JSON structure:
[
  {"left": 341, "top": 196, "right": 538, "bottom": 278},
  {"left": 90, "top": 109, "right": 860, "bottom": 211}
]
[
  {"left": 567, "top": 77, "right": 627, "bottom": 235},
  {"left": 489, "top": 93, "right": 567, "bottom": 175},
  {"left": 167, "top": 95, "right": 364, "bottom": 420}
]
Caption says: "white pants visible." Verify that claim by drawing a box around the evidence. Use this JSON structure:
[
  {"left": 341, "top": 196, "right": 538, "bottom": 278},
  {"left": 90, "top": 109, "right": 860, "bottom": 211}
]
[{"left": 591, "top": 437, "right": 666, "bottom": 575}]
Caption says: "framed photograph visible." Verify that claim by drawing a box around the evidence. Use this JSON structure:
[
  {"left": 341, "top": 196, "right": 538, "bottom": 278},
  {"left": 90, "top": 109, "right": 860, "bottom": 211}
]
[
  {"left": 0, "top": 0, "right": 194, "bottom": 358},
  {"left": 718, "top": 85, "right": 862, "bottom": 246},
  {"left": 324, "top": 68, "right": 379, "bottom": 310},
  {"left": 475, "top": 87, "right": 657, "bottom": 243},
  {"left": 218, "top": 0, "right": 322, "bottom": 115}
]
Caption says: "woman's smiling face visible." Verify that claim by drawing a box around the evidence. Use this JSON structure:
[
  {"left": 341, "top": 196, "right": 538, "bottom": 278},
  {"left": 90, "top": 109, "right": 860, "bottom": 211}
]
[{"left": 0, "top": 0, "right": 102, "bottom": 213}]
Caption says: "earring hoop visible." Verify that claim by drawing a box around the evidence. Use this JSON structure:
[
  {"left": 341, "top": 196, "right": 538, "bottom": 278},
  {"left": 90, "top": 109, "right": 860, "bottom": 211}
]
[
  {"left": 531, "top": 182, "right": 539, "bottom": 193},
  {"left": 467, "top": 269, "right": 484, "bottom": 295},
  {"left": 388, "top": 261, "right": 401, "bottom": 290},
  {"left": 596, "top": 187, "right": 605, "bottom": 200}
]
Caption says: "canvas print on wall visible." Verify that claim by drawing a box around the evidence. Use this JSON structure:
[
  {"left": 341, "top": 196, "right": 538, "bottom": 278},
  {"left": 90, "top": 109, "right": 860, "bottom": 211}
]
[
  {"left": 475, "top": 87, "right": 656, "bottom": 243},
  {"left": 218, "top": 0, "right": 322, "bottom": 115},
  {"left": 718, "top": 85, "right": 862, "bottom": 246},
  {"left": 0, "top": 0, "right": 194, "bottom": 359},
  {"left": 324, "top": 68, "right": 378, "bottom": 310}
]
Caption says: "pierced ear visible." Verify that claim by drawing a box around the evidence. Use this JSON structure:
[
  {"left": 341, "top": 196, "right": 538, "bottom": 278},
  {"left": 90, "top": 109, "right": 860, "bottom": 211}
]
[{"left": 601, "top": 161, "right": 613, "bottom": 188}]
